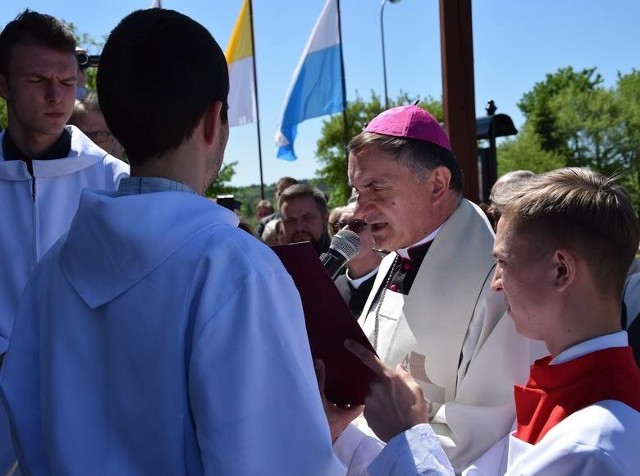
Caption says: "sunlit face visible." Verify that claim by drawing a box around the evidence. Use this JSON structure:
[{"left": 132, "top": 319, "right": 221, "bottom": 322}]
[
  {"left": 280, "top": 196, "right": 327, "bottom": 245},
  {"left": 491, "top": 216, "right": 556, "bottom": 341},
  {"left": 80, "top": 110, "right": 124, "bottom": 159},
  {"left": 348, "top": 146, "right": 440, "bottom": 251},
  {"left": 0, "top": 44, "right": 77, "bottom": 147}
]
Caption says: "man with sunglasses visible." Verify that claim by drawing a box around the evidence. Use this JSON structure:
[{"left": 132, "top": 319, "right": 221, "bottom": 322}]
[
  {"left": 335, "top": 105, "right": 534, "bottom": 472},
  {"left": 334, "top": 201, "right": 382, "bottom": 318}
]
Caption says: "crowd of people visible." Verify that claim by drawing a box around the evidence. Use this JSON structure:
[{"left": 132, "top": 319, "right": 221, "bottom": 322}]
[{"left": 0, "top": 7, "right": 638, "bottom": 476}]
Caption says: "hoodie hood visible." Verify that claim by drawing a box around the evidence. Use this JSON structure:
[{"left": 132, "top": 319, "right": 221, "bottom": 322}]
[{"left": 60, "top": 189, "right": 239, "bottom": 308}]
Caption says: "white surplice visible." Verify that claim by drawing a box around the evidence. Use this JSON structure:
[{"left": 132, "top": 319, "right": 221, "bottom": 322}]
[
  {"left": 465, "top": 332, "right": 640, "bottom": 476},
  {"left": 336, "top": 334, "right": 640, "bottom": 475},
  {"left": 355, "top": 199, "right": 534, "bottom": 470},
  {"left": 0, "top": 126, "right": 128, "bottom": 474},
  {"left": 0, "top": 126, "right": 129, "bottom": 351},
  {"left": 0, "top": 189, "right": 345, "bottom": 475}
]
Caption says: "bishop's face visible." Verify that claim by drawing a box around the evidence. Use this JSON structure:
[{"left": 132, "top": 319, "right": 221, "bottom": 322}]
[{"left": 348, "top": 146, "right": 442, "bottom": 252}]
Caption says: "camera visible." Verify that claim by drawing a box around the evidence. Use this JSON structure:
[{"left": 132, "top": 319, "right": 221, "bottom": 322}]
[
  {"left": 216, "top": 195, "right": 241, "bottom": 212},
  {"left": 76, "top": 50, "right": 100, "bottom": 69}
]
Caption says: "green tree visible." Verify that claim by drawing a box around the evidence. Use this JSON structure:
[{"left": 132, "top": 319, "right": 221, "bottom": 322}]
[
  {"left": 613, "top": 69, "right": 640, "bottom": 206},
  {"left": 315, "top": 92, "right": 442, "bottom": 207},
  {"left": 518, "top": 67, "right": 603, "bottom": 155},
  {"left": 205, "top": 161, "right": 238, "bottom": 198},
  {"left": 0, "top": 100, "right": 7, "bottom": 130},
  {"left": 497, "top": 123, "right": 564, "bottom": 176},
  {"left": 500, "top": 67, "right": 640, "bottom": 209}
]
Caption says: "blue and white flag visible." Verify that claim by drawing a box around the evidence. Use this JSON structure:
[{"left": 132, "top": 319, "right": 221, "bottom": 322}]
[{"left": 275, "top": 0, "right": 344, "bottom": 161}]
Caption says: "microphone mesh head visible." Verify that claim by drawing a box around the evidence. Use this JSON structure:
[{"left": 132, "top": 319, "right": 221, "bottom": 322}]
[{"left": 330, "top": 229, "right": 361, "bottom": 261}]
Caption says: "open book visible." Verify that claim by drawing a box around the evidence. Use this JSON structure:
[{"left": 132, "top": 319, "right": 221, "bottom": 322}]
[{"left": 272, "top": 242, "right": 376, "bottom": 405}]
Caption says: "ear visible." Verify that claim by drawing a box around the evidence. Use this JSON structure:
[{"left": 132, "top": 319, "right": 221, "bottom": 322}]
[
  {"left": 202, "top": 101, "right": 224, "bottom": 146},
  {"left": 429, "top": 166, "right": 452, "bottom": 204},
  {"left": 553, "top": 248, "right": 576, "bottom": 293}
]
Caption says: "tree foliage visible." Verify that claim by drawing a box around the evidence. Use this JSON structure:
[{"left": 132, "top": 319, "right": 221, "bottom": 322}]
[
  {"left": 518, "top": 67, "right": 603, "bottom": 155},
  {"left": 315, "top": 91, "right": 442, "bottom": 207},
  {"left": 205, "top": 161, "right": 238, "bottom": 197},
  {"left": 0, "top": 100, "right": 7, "bottom": 131},
  {"left": 499, "top": 67, "right": 640, "bottom": 209},
  {"left": 497, "top": 123, "right": 564, "bottom": 176},
  {"left": 615, "top": 70, "right": 640, "bottom": 205}
]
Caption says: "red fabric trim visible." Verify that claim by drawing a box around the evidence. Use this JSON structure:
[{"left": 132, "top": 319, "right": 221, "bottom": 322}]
[{"left": 514, "top": 346, "right": 640, "bottom": 444}]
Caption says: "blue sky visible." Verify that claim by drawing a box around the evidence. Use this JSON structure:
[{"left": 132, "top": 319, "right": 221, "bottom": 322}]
[{"left": 2, "top": 0, "right": 639, "bottom": 188}]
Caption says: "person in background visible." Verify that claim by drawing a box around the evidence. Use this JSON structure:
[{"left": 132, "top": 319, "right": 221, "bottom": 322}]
[
  {"left": 254, "top": 198, "right": 274, "bottom": 221},
  {"left": 69, "top": 90, "right": 125, "bottom": 160},
  {"left": 279, "top": 183, "right": 331, "bottom": 256},
  {"left": 256, "top": 175, "right": 298, "bottom": 236},
  {"left": 334, "top": 201, "right": 382, "bottom": 318},
  {"left": 0, "top": 8, "right": 343, "bottom": 475},
  {"left": 337, "top": 105, "right": 532, "bottom": 471},
  {"left": 215, "top": 194, "right": 241, "bottom": 215},
  {"left": 485, "top": 170, "right": 535, "bottom": 231},
  {"left": 344, "top": 167, "right": 640, "bottom": 475},
  {"left": 261, "top": 218, "right": 284, "bottom": 246},
  {"left": 328, "top": 205, "right": 345, "bottom": 238},
  {"left": 0, "top": 10, "right": 129, "bottom": 473},
  {"left": 75, "top": 47, "right": 89, "bottom": 101},
  {"left": 238, "top": 219, "right": 257, "bottom": 237}
]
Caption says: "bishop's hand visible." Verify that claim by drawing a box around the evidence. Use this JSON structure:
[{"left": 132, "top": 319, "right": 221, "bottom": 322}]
[{"left": 345, "top": 338, "right": 430, "bottom": 442}]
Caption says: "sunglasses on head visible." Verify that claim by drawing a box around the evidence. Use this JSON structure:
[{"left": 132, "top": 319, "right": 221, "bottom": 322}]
[{"left": 337, "top": 218, "right": 367, "bottom": 234}]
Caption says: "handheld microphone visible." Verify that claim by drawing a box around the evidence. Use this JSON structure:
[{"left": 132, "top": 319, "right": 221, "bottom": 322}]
[{"left": 320, "top": 229, "right": 361, "bottom": 280}]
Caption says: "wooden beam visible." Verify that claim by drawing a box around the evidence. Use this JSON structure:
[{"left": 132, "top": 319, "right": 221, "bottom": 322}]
[{"left": 439, "top": 0, "right": 479, "bottom": 202}]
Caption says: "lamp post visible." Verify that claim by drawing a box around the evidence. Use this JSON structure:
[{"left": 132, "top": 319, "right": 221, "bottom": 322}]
[{"left": 380, "top": 0, "right": 401, "bottom": 109}]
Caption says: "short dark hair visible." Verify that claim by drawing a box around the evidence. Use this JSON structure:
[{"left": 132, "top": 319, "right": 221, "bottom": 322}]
[
  {"left": 0, "top": 9, "right": 76, "bottom": 79},
  {"left": 278, "top": 183, "right": 328, "bottom": 215},
  {"left": 97, "top": 9, "right": 229, "bottom": 164},
  {"left": 348, "top": 131, "right": 464, "bottom": 193},
  {"left": 276, "top": 176, "right": 299, "bottom": 189},
  {"left": 503, "top": 168, "right": 640, "bottom": 297}
]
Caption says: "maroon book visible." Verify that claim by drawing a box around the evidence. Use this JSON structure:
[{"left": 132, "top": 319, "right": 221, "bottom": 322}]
[{"left": 272, "top": 242, "right": 376, "bottom": 405}]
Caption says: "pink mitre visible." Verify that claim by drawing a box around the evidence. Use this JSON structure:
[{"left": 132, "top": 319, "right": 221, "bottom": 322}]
[{"left": 364, "top": 104, "right": 452, "bottom": 152}]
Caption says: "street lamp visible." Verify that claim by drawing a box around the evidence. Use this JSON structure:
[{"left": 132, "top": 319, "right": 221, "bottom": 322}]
[{"left": 380, "top": 0, "right": 402, "bottom": 109}]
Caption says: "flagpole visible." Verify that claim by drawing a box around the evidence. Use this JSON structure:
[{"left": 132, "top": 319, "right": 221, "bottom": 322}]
[
  {"left": 335, "top": 0, "right": 349, "bottom": 163},
  {"left": 247, "top": 0, "right": 266, "bottom": 199}
]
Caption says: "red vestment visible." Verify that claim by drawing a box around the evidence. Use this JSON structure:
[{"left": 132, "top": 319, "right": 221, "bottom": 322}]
[{"left": 514, "top": 346, "right": 640, "bottom": 444}]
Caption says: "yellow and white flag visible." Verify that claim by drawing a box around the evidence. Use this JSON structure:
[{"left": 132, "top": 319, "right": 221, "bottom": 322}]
[{"left": 225, "top": 0, "right": 256, "bottom": 127}]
